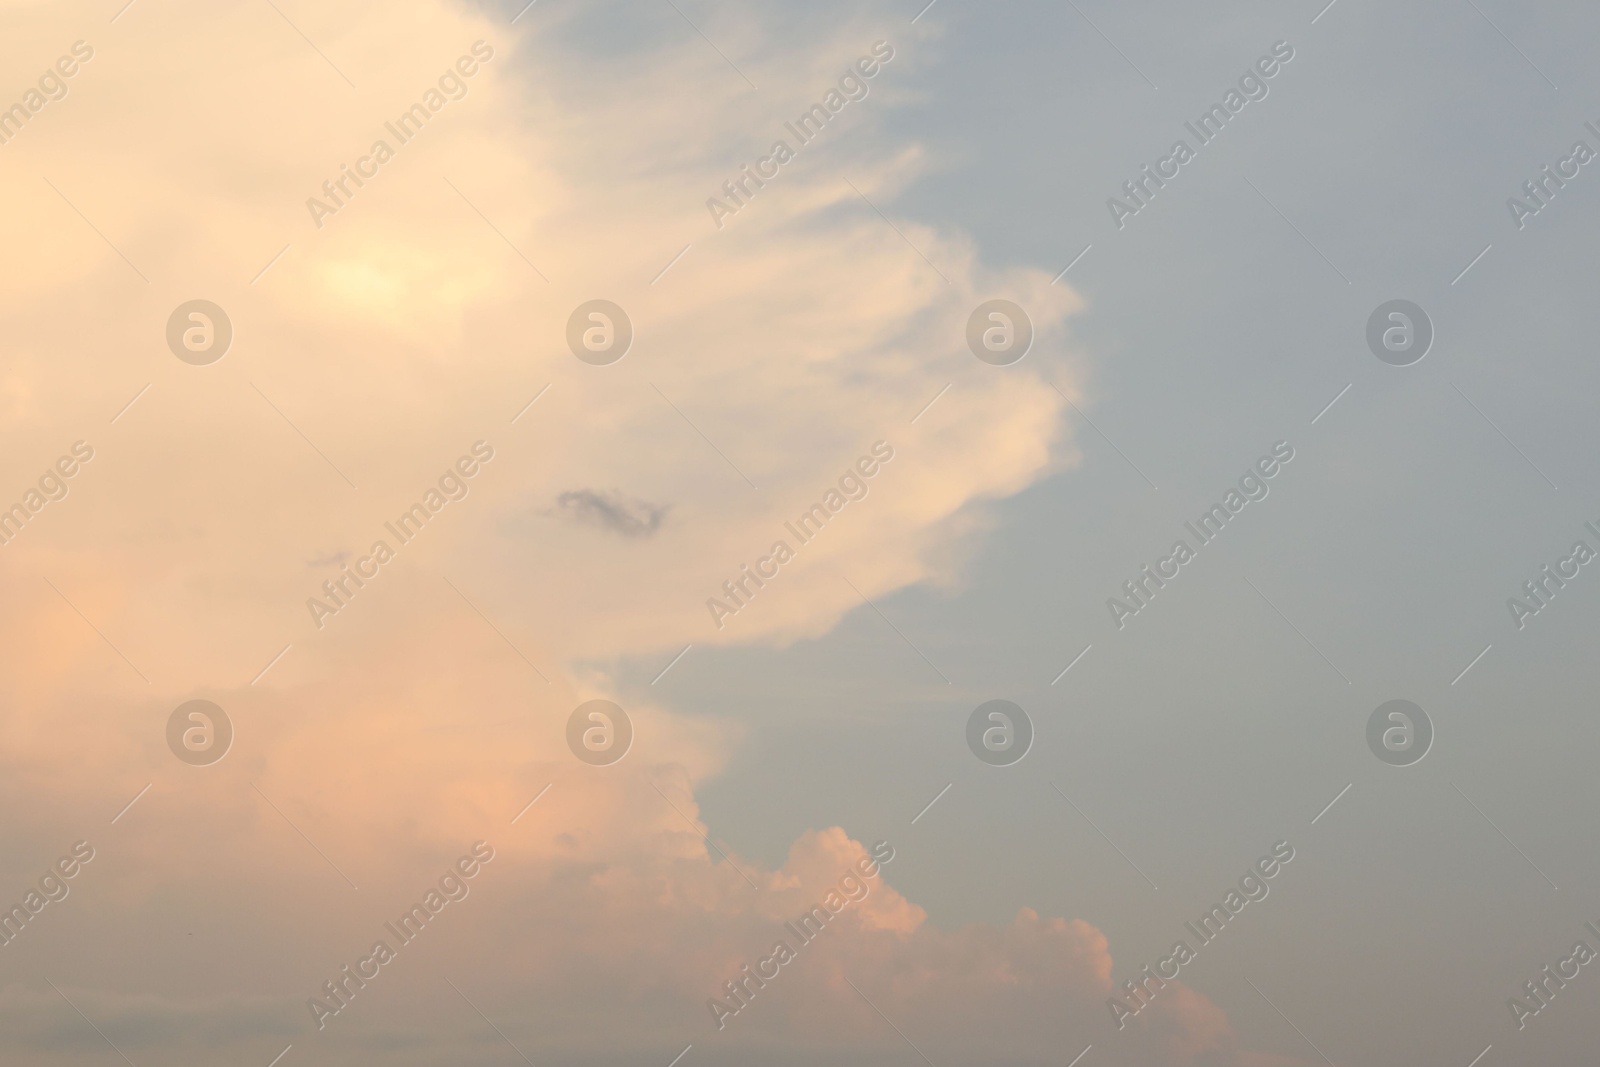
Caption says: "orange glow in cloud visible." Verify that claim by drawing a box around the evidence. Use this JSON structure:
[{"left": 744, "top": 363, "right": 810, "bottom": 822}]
[{"left": 0, "top": 1, "right": 1294, "bottom": 1064}]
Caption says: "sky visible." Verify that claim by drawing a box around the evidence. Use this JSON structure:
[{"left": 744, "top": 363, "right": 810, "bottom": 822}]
[{"left": 1, "top": 0, "right": 1598, "bottom": 1065}]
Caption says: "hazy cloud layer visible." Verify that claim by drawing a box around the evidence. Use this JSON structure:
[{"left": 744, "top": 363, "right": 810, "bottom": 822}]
[{"left": 0, "top": 0, "right": 1279, "bottom": 1064}]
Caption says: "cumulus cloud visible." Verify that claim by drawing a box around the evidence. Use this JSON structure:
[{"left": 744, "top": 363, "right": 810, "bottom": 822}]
[{"left": 0, "top": 1, "right": 1285, "bottom": 1065}]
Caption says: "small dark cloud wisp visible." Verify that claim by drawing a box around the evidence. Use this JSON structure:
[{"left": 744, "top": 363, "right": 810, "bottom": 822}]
[{"left": 555, "top": 490, "right": 668, "bottom": 539}]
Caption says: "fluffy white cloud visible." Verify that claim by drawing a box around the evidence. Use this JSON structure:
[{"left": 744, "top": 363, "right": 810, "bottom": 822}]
[{"left": 0, "top": 2, "right": 1289, "bottom": 1065}]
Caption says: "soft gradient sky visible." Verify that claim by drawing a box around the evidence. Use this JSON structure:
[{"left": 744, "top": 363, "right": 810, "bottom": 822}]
[{"left": 2, "top": 0, "right": 1599, "bottom": 1065}]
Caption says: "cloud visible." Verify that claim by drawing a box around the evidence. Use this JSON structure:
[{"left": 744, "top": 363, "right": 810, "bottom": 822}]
[
  {"left": 0, "top": 0, "right": 1088, "bottom": 675},
  {"left": 554, "top": 489, "right": 669, "bottom": 539},
  {"left": 0, "top": 2, "right": 1284, "bottom": 1065}
]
